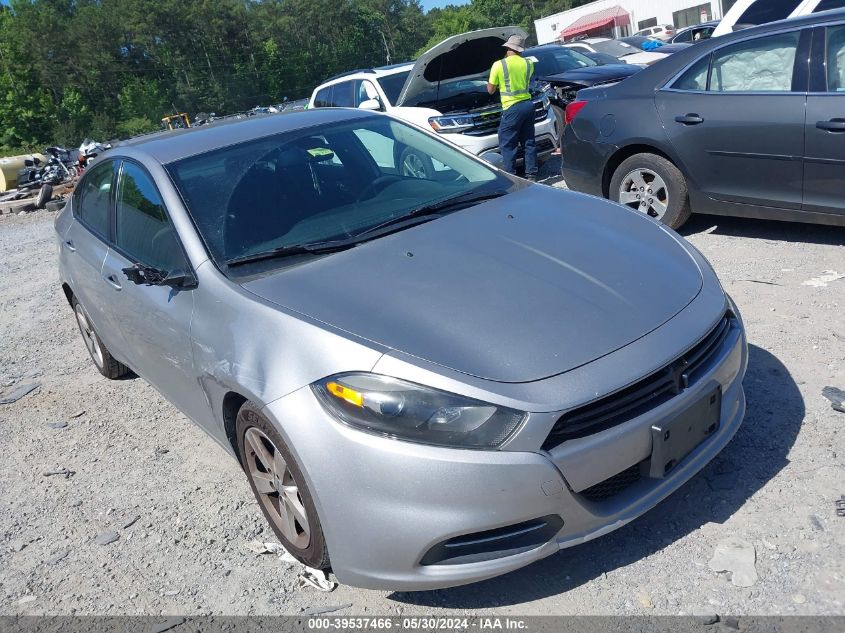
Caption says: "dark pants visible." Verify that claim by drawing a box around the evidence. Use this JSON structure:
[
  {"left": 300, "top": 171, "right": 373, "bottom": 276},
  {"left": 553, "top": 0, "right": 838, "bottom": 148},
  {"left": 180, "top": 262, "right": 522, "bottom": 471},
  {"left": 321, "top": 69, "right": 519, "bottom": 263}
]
[{"left": 498, "top": 99, "right": 537, "bottom": 179}]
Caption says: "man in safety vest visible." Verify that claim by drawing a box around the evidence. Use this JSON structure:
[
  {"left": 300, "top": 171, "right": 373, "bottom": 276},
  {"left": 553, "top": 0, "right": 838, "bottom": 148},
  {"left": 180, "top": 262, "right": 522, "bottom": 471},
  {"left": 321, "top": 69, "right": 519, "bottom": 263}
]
[{"left": 487, "top": 35, "right": 537, "bottom": 181}]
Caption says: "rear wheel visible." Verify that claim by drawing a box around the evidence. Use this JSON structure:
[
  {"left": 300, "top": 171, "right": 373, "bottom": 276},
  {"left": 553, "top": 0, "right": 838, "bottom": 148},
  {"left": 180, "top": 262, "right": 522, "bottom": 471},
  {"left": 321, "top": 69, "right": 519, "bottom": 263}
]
[
  {"left": 237, "top": 401, "right": 330, "bottom": 569},
  {"left": 71, "top": 297, "right": 130, "bottom": 379},
  {"left": 609, "top": 153, "right": 691, "bottom": 229}
]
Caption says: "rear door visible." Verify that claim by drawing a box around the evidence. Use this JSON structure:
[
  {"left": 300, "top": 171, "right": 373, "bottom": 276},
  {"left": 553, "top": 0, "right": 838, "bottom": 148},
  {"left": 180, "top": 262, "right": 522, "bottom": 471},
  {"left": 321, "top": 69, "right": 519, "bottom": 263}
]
[
  {"left": 63, "top": 160, "right": 125, "bottom": 356},
  {"left": 656, "top": 28, "right": 809, "bottom": 210},
  {"left": 803, "top": 23, "right": 845, "bottom": 215},
  {"left": 99, "top": 160, "right": 206, "bottom": 421}
]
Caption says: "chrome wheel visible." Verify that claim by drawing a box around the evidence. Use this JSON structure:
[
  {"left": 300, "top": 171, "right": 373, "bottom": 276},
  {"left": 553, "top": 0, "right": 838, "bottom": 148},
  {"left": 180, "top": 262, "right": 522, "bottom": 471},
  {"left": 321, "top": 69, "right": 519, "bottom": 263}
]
[
  {"left": 618, "top": 168, "right": 669, "bottom": 220},
  {"left": 74, "top": 304, "right": 104, "bottom": 369},
  {"left": 244, "top": 428, "right": 310, "bottom": 549},
  {"left": 401, "top": 152, "right": 428, "bottom": 179}
]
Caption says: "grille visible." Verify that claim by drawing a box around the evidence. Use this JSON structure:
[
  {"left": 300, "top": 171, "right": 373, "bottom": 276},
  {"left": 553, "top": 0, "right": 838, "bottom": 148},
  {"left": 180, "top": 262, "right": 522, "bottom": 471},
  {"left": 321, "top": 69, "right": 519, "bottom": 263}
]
[
  {"left": 542, "top": 314, "right": 733, "bottom": 451},
  {"left": 463, "top": 100, "right": 548, "bottom": 136},
  {"left": 580, "top": 463, "right": 642, "bottom": 502}
]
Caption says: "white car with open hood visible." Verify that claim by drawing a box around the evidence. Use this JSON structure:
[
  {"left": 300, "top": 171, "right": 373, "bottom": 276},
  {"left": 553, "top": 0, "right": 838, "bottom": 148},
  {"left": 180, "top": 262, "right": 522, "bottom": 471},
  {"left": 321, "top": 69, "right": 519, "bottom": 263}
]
[{"left": 308, "top": 27, "right": 559, "bottom": 175}]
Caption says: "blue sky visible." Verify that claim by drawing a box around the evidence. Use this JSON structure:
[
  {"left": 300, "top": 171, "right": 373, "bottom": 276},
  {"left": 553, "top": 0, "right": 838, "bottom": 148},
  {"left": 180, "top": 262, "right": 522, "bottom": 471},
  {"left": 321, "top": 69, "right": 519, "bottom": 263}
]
[{"left": 420, "top": 0, "right": 470, "bottom": 10}]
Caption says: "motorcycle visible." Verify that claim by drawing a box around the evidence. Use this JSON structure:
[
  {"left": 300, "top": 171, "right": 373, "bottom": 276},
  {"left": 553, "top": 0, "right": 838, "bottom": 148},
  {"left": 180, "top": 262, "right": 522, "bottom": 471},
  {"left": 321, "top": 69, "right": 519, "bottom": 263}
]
[{"left": 15, "top": 146, "right": 78, "bottom": 190}]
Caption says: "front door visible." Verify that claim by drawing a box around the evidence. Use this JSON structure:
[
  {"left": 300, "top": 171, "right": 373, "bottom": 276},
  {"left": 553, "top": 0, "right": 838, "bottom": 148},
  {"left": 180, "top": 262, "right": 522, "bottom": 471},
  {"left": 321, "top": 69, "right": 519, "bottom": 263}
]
[
  {"left": 99, "top": 160, "right": 207, "bottom": 422},
  {"left": 656, "top": 29, "right": 808, "bottom": 210},
  {"left": 803, "top": 23, "right": 845, "bottom": 215}
]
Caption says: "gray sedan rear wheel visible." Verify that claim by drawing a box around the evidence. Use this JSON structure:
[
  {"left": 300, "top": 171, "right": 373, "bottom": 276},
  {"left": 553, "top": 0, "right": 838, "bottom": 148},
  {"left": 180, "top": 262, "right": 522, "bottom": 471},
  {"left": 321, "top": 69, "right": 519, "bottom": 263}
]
[
  {"left": 237, "top": 401, "right": 330, "bottom": 569},
  {"left": 610, "top": 153, "right": 691, "bottom": 229},
  {"left": 71, "top": 297, "right": 130, "bottom": 379}
]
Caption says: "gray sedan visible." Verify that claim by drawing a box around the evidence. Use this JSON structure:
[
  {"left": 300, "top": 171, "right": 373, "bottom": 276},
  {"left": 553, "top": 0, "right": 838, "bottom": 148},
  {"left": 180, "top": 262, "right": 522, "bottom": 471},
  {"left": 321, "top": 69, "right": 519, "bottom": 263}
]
[{"left": 55, "top": 108, "right": 747, "bottom": 590}]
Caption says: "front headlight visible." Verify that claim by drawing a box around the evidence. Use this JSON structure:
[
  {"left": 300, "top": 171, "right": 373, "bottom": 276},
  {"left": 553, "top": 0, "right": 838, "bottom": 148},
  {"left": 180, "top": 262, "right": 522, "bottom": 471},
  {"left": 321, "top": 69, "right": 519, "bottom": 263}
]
[
  {"left": 312, "top": 373, "right": 525, "bottom": 449},
  {"left": 428, "top": 114, "right": 476, "bottom": 134}
]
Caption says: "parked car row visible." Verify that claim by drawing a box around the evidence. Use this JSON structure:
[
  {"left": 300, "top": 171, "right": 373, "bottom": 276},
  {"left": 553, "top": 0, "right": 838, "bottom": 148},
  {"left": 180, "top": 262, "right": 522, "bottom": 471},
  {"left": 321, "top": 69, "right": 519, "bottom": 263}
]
[{"left": 562, "top": 9, "right": 845, "bottom": 229}]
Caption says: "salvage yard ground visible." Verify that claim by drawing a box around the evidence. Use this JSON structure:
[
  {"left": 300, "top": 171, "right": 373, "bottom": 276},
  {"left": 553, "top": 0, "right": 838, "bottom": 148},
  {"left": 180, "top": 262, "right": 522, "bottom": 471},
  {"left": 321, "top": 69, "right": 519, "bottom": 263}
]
[{"left": 1, "top": 160, "right": 843, "bottom": 616}]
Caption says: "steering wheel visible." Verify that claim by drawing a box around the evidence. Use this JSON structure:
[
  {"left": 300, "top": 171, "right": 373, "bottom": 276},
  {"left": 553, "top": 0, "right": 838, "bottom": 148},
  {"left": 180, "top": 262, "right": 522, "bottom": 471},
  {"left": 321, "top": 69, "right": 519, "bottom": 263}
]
[{"left": 357, "top": 175, "right": 403, "bottom": 202}]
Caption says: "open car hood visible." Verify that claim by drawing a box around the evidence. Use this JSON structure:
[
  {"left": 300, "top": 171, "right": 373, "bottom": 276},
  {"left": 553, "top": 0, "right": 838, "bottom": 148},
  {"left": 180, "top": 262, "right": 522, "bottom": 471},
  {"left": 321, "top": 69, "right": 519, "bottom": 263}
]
[{"left": 395, "top": 26, "right": 527, "bottom": 107}]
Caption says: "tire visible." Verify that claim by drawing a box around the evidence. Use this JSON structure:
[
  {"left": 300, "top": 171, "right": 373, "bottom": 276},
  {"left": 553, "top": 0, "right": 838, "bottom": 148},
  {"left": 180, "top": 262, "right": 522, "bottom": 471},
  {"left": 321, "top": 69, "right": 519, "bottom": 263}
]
[
  {"left": 237, "top": 401, "right": 330, "bottom": 570},
  {"left": 45, "top": 200, "right": 65, "bottom": 213},
  {"left": 551, "top": 104, "right": 565, "bottom": 144},
  {"left": 71, "top": 297, "right": 131, "bottom": 379},
  {"left": 36, "top": 184, "right": 53, "bottom": 210},
  {"left": 398, "top": 146, "right": 436, "bottom": 180},
  {"left": 609, "top": 153, "right": 691, "bottom": 229}
]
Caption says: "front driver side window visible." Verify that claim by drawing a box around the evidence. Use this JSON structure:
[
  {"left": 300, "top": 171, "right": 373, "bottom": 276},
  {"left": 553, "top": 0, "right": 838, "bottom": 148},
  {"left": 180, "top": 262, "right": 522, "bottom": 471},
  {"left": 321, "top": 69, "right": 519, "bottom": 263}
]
[
  {"left": 75, "top": 161, "right": 114, "bottom": 238},
  {"left": 115, "top": 162, "right": 185, "bottom": 271},
  {"left": 826, "top": 25, "right": 845, "bottom": 91}
]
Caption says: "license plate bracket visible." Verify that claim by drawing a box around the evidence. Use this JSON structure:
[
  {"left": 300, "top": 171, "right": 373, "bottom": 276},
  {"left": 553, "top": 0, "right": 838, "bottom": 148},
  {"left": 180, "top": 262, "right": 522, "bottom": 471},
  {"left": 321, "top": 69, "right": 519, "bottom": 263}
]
[{"left": 649, "top": 386, "right": 721, "bottom": 478}]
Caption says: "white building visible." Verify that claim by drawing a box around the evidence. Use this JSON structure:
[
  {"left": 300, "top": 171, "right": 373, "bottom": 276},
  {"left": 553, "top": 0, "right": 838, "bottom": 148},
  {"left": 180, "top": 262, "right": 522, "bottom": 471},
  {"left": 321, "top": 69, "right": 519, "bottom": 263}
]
[{"left": 534, "top": 0, "right": 738, "bottom": 45}]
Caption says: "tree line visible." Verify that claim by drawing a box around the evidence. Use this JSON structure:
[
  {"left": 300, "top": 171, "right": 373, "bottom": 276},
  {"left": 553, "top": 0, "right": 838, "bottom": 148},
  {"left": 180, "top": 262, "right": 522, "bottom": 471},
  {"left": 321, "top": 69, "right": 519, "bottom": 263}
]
[{"left": 0, "top": 0, "right": 588, "bottom": 153}]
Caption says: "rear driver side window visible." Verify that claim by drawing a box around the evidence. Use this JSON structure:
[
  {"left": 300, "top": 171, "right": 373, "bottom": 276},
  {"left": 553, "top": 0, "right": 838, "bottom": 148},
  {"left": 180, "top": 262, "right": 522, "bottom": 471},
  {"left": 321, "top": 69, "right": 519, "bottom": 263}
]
[
  {"left": 827, "top": 25, "right": 845, "bottom": 91},
  {"left": 75, "top": 161, "right": 114, "bottom": 238},
  {"left": 115, "top": 162, "right": 185, "bottom": 271},
  {"left": 673, "top": 32, "right": 800, "bottom": 92}
]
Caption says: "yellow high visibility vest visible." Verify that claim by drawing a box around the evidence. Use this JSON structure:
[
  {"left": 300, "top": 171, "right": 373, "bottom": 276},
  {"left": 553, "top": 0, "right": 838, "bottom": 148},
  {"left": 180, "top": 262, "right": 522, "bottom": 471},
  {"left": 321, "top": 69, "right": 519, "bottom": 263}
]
[{"left": 489, "top": 55, "right": 533, "bottom": 110}]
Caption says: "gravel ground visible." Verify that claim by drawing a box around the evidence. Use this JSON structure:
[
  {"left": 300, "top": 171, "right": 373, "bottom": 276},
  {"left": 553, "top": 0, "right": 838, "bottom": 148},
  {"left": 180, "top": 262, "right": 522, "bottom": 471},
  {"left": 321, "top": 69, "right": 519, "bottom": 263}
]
[{"left": 1, "top": 161, "right": 843, "bottom": 617}]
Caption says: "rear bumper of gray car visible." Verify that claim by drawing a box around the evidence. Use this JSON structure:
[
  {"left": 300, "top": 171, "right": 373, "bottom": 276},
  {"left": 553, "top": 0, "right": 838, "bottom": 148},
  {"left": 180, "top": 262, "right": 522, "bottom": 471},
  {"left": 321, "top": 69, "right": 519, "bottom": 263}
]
[
  {"left": 561, "top": 124, "right": 616, "bottom": 197},
  {"left": 263, "top": 315, "right": 747, "bottom": 590}
]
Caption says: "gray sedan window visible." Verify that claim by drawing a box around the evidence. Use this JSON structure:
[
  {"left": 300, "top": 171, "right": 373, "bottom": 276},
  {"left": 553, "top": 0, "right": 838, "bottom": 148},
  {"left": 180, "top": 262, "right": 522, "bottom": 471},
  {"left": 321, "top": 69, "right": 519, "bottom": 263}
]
[
  {"left": 115, "top": 162, "right": 184, "bottom": 270},
  {"left": 710, "top": 32, "right": 799, "bottom": 91},
  {"left": 827, "top": 25, "right": 845, "bottom": 91},
  {"left": 167, "top": 116, "right": 506, "bottom": 271},
  {"left": 74, "top": 160, "right": 114, "bottom": 238}
]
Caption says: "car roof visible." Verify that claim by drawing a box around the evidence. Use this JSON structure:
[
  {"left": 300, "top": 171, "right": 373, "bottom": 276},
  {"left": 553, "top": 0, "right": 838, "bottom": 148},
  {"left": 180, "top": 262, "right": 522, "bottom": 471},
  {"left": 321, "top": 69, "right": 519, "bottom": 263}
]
[
  {"left": 110, "top": 108, "right": 376, "bottom": 165},
  {"left": 524, "top": 43, "right": 572, "bottom": 53}
]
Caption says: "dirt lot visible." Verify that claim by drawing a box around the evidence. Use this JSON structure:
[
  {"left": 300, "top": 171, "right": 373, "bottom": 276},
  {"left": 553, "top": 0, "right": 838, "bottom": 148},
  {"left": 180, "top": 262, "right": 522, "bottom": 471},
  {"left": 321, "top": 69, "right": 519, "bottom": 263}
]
[{"left": 1, "top": 164, "right": 844, "bottom": 617}]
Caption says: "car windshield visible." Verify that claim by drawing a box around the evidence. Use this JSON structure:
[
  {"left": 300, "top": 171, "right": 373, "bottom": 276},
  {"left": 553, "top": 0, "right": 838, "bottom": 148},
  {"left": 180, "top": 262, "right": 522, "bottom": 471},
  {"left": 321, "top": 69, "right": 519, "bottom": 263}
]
[
  {"left": 590, "top": 39, "right": 638, "bottom": 58},
  {"left": 377, "top": 70, "right": 411, "bottom": 105},
  {"left": 166, "top": 116, "right": 511, "bottom": 274},
  {"left": 528, "top": 47, "right": 596, "bottom": 75}
]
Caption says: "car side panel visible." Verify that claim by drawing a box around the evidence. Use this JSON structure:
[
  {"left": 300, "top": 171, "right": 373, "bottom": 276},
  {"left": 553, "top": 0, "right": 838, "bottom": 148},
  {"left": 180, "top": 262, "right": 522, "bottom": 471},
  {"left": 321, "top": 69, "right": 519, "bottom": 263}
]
[{"left": 187, "top": 261, "right": 387, "bottom": 451}]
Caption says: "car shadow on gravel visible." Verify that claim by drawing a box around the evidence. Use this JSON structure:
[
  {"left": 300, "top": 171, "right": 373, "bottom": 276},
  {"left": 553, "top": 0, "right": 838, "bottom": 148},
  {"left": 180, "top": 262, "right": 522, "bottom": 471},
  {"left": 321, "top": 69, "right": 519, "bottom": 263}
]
[
  {"left": 680, "top": 214, "right": 845, "bottom": 246},
  {"left": 390, "top": 344, "right": 803, "bottom": 608}
]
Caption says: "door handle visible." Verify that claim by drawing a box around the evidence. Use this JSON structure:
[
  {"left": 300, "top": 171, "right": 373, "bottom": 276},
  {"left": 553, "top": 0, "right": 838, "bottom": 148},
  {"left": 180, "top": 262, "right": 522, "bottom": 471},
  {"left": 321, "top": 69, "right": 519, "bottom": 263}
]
[
  {"left": 64, "top": 239, "right": 76, "bottom": 252},
  {"left": 674, "top": 114, "right": 704, "bottom": 125},
  {"left": 816, "top": 119, "right": 845, "bottom": 132},
  {"left": 104, "top": 274, "right": 122, "bottom": 291}
]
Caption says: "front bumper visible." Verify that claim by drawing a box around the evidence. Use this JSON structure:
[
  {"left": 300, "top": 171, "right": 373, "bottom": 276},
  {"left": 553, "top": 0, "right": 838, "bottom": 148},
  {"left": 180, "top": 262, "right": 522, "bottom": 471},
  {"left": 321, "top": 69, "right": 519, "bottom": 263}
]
[
  {"left": 441, "top": 111, "right": 559, "bottom": 162},
  {"left": 263, "top": 315, "right": 747, "bottom": 590}
]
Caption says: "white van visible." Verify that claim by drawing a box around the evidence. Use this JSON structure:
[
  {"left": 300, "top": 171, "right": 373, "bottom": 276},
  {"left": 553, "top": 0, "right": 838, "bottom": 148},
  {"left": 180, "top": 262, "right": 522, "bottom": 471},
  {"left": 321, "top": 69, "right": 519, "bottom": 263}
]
[{"left": 712, "top": 0, "right": 845, "bottom": 37}]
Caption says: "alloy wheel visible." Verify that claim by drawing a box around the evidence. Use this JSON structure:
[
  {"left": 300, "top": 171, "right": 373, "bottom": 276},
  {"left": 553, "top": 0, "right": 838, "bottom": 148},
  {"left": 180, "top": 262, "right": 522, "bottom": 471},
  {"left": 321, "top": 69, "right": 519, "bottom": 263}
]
[
  {"left": 618, "top": 168, "right": 669, "bottom": 220},
  {"left": 402, "top": 153, "right": 427, "bottom": 179},
  {"left": 74, "top": 304, "right": 104, "bottom": 369},
  {"left": 244, "top": 428, "right": 310, "bottom": 549}
]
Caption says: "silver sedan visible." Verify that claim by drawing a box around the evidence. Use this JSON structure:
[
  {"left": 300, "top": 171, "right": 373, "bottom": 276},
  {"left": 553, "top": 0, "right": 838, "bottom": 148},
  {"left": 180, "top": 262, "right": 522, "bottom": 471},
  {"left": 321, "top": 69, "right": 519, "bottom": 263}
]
[{"left": 55, "top": 108, "right": 746, "bottom": 590}]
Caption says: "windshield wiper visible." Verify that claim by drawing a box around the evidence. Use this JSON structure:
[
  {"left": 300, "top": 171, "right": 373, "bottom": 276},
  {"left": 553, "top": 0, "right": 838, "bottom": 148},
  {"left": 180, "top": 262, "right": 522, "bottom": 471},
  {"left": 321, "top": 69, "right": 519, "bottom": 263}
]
[
  {"left": 225, "top": 189, "right": 509, "bottom": 267},
  {"left": 225, "top": 240, "right": 353, "bottom": 267},
  {"left": 353, "top": 189, "right": 509, "bottom": 240}
]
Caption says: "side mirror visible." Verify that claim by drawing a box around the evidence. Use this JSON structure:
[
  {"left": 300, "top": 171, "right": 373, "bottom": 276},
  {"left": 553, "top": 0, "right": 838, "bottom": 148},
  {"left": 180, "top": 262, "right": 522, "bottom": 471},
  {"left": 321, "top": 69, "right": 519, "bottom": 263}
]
[
  {"left": 358, "top": 98, "right": 382, "bottom": 111},
  {"left": 161, "top": 268, "right": 198, "bottom": 290},
  {"left": 478, "top": 151, "right": 504, "bottom": 169}
]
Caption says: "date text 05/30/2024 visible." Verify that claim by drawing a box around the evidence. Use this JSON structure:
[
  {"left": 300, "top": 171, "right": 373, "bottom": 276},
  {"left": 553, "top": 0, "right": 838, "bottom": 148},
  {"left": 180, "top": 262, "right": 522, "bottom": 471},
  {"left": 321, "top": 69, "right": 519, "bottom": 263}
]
[{"left": 307, "top": 617, "right": 529, "bottom": 630}]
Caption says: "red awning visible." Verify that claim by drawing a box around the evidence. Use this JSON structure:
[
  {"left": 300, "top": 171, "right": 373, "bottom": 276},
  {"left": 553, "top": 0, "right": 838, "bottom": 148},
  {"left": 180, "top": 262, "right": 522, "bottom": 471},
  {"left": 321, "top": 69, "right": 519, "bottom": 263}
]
[{"left": 560, "top": 6, "right": 631, "bottom": 40}]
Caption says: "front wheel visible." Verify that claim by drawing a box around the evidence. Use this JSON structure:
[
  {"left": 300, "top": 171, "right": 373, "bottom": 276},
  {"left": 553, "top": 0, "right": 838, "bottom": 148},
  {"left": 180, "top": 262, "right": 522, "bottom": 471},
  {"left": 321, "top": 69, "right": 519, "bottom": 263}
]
[
  {"left": 398, "top": 146, "right": 435, "bottom": 179},
  {"left": 609, "top": 153, "right": 691, "bottom": 229},
  {"left": 237, "top": 401, "right": 330, "bottom": 569}
]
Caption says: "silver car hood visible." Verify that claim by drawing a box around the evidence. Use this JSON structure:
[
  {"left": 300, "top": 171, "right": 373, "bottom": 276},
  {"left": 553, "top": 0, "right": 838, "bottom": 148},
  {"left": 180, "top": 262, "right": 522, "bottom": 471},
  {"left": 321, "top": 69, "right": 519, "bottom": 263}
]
[
  {"left": 395, "top": 26, "right": 527, "bottom": 107},
  {"left": 241, "top": 187, "right": 703, "bottom": 383}
]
